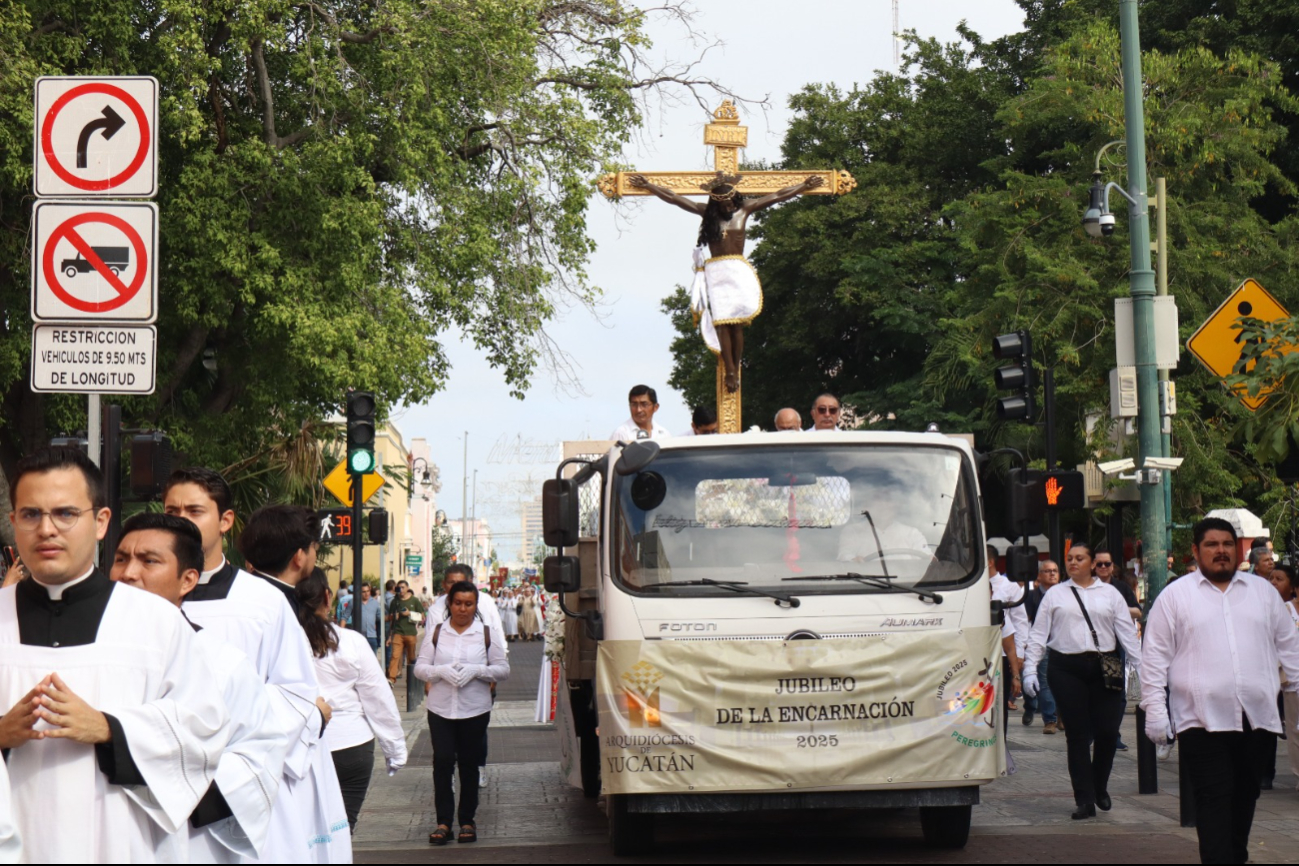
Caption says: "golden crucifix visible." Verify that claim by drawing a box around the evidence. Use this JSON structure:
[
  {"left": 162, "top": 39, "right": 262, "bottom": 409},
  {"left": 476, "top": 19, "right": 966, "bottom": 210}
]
[{"left": 599, "top": 100, "right": 855, "bottom": 433}]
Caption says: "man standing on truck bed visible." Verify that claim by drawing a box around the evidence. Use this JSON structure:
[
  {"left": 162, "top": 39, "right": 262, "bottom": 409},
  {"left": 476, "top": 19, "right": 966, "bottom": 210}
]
[{"left": 610, "top": 385, "right": 671, "bottom": 441}]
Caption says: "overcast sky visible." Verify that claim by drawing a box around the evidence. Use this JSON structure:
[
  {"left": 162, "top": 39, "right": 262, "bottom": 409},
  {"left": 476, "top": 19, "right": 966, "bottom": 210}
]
[{"left": 394, "top": 0, "right": 1027, "bottom": 561}]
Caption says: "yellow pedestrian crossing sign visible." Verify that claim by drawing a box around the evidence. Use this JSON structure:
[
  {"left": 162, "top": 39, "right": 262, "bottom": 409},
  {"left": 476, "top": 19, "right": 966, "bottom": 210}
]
[
  {"left": 322, "top": 459, "right": 385, "bottom": 507},
  {"left": 1186, "top": 278, "right": 1290, "bottom": 412}
]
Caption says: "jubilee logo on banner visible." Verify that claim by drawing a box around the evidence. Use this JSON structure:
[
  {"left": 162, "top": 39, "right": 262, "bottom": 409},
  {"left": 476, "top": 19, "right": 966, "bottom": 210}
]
[
  {"left": 31, "top": 200, "right": 157, "bottom": 324},
  {"left": 595, "top": 627, "right": 1006, "bottom": 795},
  {"left": 34, "top": 76, "right": 158, "bottom": 197}
]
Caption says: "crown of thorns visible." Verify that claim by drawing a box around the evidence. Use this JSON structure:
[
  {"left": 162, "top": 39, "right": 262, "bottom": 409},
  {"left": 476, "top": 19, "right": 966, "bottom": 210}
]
[{"left": 700, "top": 172, "right": 743, "bottom": 200}]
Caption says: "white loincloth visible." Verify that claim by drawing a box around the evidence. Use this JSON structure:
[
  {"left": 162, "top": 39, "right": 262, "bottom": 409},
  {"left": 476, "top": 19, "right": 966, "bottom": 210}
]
[
  {"left": 690, "top": 248, "right": 763, "bottom": 352},
  {"left": 689, "top": 246, "right": 720, "bottom": 354}
]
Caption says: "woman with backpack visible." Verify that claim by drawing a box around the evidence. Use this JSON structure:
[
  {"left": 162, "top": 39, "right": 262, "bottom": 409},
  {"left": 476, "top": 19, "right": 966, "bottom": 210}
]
[{"left": 413, "top": 580, "right": 510, "bottom": 845}]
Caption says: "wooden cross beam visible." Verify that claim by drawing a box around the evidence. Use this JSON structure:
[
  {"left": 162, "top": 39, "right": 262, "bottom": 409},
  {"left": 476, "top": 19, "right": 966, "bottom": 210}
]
[{"left": 597, "top": 100, "right": 857, "bottom": 199}]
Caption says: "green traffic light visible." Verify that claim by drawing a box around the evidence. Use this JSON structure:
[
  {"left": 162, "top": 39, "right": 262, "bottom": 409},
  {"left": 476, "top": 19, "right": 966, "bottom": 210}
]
[{"left": 348, "top": 449, "right": 376, "bottom": 474}]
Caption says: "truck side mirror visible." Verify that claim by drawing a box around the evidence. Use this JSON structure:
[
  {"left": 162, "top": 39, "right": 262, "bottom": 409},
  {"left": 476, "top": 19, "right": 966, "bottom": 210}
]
[
  {"left": 543, "top": 555, "right": 581, "bottom": 594},
  {"left": 615, "top": 439, "right": 660, "bottom": 476},
  {"left": 543, "top": 478, "right": 580, "bottom": 548}
]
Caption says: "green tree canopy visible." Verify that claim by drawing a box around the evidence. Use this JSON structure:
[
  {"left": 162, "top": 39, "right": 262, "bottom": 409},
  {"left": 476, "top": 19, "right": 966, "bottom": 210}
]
[
  {"left": 665, "top": 11, "right": 1299, "bottom": 543},
  {"left": 0, "top": 0, "right": 742, "bottom": 491}
]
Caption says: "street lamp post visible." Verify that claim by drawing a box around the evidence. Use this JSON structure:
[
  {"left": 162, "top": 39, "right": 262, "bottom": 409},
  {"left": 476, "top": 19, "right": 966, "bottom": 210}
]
[
  {"left": 1117, "top": 0, "right": 1169, "bottom": 799},
  {"left": 1118, "top": 0, "right": 1167, "bottom": 602}
]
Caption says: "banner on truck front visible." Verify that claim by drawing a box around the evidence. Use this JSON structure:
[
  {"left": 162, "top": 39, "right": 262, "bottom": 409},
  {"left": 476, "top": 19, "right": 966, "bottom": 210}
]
[{"left": 596, "top": 627, "right": 1006, "bottom": 795}]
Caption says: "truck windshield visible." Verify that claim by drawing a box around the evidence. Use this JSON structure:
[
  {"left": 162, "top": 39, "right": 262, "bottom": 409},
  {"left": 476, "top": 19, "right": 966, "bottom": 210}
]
[{"left": 610, "top": 444, "right": 980, "bottom": 596}]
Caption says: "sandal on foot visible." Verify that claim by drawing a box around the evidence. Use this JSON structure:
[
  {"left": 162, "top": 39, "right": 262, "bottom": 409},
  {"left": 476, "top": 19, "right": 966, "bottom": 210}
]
[
  {"left": 428, "top": 825, "right": 452, "bottom": 845},
  {"left": 458, "top": 824, "right": 478, "bottom": 843}
]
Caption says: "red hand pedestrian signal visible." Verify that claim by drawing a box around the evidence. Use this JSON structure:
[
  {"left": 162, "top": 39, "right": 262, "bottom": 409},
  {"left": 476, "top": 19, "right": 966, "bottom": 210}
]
[{"left": 1045, "top": 476, "right": 1063, "bottom": 507}]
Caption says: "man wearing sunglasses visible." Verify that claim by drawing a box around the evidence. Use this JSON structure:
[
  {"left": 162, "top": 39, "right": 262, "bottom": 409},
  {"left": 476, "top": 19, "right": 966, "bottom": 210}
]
[{"left": 809, "top": 394, "right": 842, "bottom": 432}]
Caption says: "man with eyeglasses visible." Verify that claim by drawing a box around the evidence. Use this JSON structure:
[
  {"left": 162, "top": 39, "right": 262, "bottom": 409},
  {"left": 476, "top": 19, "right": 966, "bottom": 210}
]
[
  {"left": 809, "top": 393, "right": 842, "bottom": 431},
  {"left": 610, "top": 385, "right": 671, "bottom": 441},
  {"left": 0, "top": 447, "right": 230, "bottom": 862}
]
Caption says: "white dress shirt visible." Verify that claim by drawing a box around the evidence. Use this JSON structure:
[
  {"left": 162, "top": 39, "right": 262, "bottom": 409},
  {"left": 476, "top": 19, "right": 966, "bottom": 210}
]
[
  {"left": 315, "top": 625, "right": 408, "bottom": 769},
  {"left": 609, "top": 419, "right": 672, "bottom": 441},
  {"left": 414, "top": 617, "right": 510, "bottom": 719},
  {"left": 990, "top": 572, "right": 1030, "bottom": 658},
  {"left": 1024, "top": 579, "right": 1143, "bottom": 673},
  {"left": 1139, "top": 570, "right": 1299, "bottom": 736}
]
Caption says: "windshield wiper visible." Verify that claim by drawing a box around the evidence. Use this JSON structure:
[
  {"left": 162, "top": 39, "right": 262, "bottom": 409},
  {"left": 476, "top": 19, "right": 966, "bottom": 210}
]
[
  {"left": 782, "top": 573, "right": 943, "bottom": 604},
  {"left": 649, "top": 578, "right": 800, "bottom": 608}
]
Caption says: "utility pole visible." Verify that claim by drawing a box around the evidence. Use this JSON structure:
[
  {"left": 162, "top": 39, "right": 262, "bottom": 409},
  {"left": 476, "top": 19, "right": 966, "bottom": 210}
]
[
  {"left": 1155, "top": 177, "right": 1172, "bottom": 555},
  {"left": 461, "top": 431, "right": 468, "bottom": 565},
  {"left": 1119, "top": 0, "right": 1167, "bottom": 797},
  {"left": 1118, "top": 0, "right": 1166, "bottom": 601},
  {"left": 470, "top": 469, "right": 478, "bottom": 572}
]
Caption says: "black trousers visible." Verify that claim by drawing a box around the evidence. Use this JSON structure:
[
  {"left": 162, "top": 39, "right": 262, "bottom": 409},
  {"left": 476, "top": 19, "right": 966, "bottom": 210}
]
[
  {"left": 1258, "top": 693, "right": 1283, "bottom": 786},
  {"left": 428, "top": 710, "right": 491, "bottom": 827},
  {"left": 1180, "top": 717, "right": 1275, "bottom": 864},
  {"left": 1047, "top": 650, "right": 1126, "bottom": 807},
  {"left": 331, "top": 739, "right": 376, "bottom": 833}
]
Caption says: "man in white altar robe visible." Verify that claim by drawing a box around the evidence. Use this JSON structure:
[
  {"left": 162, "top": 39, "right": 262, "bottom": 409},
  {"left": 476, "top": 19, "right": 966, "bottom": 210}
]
[
  {"left": 0, "top": 750, "right": 19, "bottom": 863},
  {"left": 165, "top": 469, "right": 350, "bottom": 862},
  {"left": 0, "top": 447, "right": 230, "bottom": 863},
  {"left": 112, "top": 512, "right": 291, "bottom": 862}
]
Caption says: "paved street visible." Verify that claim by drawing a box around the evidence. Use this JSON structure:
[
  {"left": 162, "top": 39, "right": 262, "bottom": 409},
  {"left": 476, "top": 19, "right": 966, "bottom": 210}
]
[{"left": 356, "top": 642, "right": 1299, "bottom": 863}]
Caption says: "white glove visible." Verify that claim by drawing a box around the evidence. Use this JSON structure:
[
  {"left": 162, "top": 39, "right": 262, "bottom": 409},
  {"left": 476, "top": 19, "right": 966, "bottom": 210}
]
[
  {"left": 432, "top": 664, "right": 457, "bottom": 682},
  {"left": 386, "top": 758, "right": 405, "bottom": 776},
  {"left": 451, "top": 666, "right": 476, "bottom": 688},
  {"left": 1022, "top": 672, "right": 1039, "bottom": 698},
  {"left": 1145, "top": 716, "right": 1173, "bottom": 745}
]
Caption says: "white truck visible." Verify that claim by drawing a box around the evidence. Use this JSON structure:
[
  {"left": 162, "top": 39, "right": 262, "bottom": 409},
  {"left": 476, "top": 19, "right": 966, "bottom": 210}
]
[{"left": 543, "top": 431, "right": 1005, "bottom": 855}]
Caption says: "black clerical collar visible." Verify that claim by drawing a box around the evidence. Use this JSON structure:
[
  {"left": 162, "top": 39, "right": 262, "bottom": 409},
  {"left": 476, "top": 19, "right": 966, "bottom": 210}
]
[
  {"left": 15, "top": 567, "right": 115, "bottom": 647},
  {"left": 185, "top": 560, "right": 237, "bottom": 603},
  {"left": 251, "top": 569, "right": 300, "bottom": 614}
]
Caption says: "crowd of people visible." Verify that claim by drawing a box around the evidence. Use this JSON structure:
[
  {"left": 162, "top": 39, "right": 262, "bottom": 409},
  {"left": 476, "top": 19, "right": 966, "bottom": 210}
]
[
  {"left": 994, "top": 518, "right": 1299, "bottom": 864},
  {"left": 0, "top": 446, "right": 518, "bottom": 863},
  {"left": 487, "top": 586, "right": 545, "bottom": 641}
]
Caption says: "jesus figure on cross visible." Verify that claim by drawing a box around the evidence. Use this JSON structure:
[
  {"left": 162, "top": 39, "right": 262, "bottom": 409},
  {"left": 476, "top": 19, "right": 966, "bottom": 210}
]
[{"left": 628, "top": 171, "right": 823, "bottom": 393}]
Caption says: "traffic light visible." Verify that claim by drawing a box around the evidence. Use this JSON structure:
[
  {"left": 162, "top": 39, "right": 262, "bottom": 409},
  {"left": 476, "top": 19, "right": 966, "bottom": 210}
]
[
  {"left": 318, "top": 509, "right": 353, "bottom": 543},
  {"left": 129, "top": 432, "right": 172, "bottom": 500},
  {"left": 1007, "top": 468, "right": 1044, "bottom": 538},
  {"left": 1042, "top": 470, "right": 1086, "bottom": 510},
  {"left": 367, "top": 508, "right": 389, "bottom": 545},
  {"left": 345, "top": 390, "right": 376, "bottom": 475},
  {"left": 992, "top": 331, "right": 1034, "bottom": 421}
]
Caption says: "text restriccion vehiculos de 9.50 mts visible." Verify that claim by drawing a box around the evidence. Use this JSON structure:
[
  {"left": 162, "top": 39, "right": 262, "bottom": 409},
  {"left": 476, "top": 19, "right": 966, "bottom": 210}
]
[{"left": 542, "top": 430, "right": 1006, "bottom": 855}]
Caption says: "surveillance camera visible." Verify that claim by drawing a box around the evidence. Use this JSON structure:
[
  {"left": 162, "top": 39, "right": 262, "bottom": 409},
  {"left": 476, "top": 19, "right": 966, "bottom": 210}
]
[
  {"left": 1143, "top": 456, "right": 1184, "bottom": 471},
  {"left": 1098, "top": 457, "right": 1136, "bottom": 476},
  {"left": 1099, "top": 212, "right": 1116, "bottom": 236}
]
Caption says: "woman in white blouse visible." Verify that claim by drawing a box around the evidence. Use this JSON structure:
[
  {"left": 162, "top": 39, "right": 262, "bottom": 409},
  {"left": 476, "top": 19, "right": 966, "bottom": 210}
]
[
  {"left": 414, "top": 580, "right": 510, "bottom": 845},
  {"left": 1023, "top": 541, "right": 1142, "bottom": 820},
  {"left": 298, "top": 571, "right": 407, "bottom": 834}
]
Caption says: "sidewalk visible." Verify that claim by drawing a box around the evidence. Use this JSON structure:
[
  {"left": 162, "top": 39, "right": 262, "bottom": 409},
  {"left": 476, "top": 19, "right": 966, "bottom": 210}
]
[{"left": 354, "top": 652, "right": 1299, "bottom": 862}]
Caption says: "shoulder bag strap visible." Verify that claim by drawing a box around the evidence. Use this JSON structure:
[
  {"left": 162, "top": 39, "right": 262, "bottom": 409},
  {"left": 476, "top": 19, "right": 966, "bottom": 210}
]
[{"left": 1070, "top": 586, "right": 1103, "bottom": 652}]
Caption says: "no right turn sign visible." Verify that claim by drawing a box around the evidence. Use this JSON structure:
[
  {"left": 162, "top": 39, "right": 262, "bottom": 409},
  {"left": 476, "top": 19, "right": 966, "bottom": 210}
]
[{"left": 34, "top": 76, "right": 158, "bottom": 197}]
